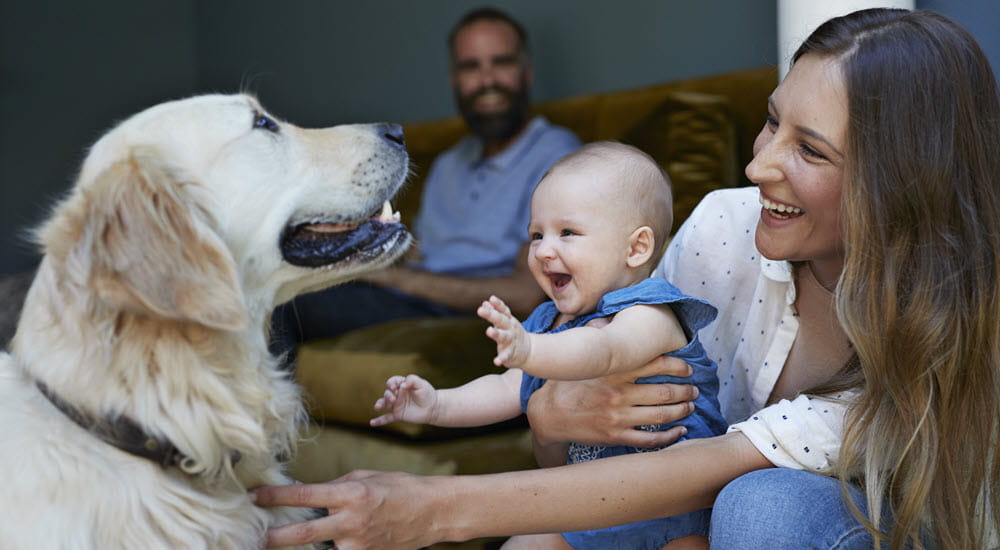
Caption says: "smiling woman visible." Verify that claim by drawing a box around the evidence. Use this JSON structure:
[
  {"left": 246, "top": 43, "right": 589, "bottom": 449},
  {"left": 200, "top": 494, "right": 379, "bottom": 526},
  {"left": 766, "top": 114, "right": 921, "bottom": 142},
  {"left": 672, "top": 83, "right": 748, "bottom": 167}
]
[
  {"left": 750, "top": 55, "right": 848, "bottom": 290},
  {"left": 254, "top": 9, "right": 1000, "bottom": 550}
]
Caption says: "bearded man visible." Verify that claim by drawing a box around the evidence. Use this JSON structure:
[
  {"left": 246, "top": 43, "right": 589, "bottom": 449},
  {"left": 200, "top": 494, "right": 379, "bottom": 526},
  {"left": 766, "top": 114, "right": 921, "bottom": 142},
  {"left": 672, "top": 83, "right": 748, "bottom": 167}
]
[{"left": 270, "top": 7, "right": 580, "bottom": 362}]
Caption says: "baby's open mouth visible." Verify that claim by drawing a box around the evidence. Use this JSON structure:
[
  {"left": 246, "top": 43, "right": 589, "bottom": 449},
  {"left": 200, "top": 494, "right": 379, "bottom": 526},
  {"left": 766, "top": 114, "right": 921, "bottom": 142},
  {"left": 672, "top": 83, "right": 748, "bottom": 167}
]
[
  {"left": 760, "top": 196, "right": 803, "bottom": 220},
  {"left": 547, "top": 272, "right": 571, "bottom": 290}
]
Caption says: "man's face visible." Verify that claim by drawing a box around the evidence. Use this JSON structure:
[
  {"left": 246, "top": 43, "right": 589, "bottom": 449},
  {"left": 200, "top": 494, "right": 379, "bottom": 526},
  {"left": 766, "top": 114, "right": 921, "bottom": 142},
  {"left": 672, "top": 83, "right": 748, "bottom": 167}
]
[{"left": 450, "top": 19, "right": 532, "bottom": 142}]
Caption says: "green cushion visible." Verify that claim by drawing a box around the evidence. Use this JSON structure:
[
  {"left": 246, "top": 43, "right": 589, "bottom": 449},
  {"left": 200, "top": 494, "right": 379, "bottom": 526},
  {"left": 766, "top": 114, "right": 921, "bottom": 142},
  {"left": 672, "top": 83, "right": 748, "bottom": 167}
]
[
  {"left": 623, "top": 90, "right": 739, "bottom": 233},
  {"left": 296, "top": 317, "right": 523, "bottom": 439}
]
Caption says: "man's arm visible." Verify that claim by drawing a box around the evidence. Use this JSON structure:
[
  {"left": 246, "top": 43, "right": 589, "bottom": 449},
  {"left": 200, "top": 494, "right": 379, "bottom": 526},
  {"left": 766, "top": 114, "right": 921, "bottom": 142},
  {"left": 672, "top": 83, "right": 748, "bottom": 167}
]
[{"left": 360, "top": 241, "right": 544, "bottom": 317}]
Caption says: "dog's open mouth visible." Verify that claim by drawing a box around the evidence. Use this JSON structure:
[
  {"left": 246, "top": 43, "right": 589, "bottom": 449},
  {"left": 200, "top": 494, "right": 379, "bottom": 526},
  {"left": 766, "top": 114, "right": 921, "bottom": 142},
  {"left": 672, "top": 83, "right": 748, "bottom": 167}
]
[{"left": 280, "top": 201, "right": 410, "bottom": 268}]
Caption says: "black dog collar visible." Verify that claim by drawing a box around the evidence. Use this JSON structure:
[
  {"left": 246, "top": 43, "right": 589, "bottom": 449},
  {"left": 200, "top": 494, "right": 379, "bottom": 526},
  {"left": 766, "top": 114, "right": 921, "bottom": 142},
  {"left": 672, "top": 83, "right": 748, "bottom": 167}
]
[{"left": 35, "top": 380, "right": 185, "bottom": 468}]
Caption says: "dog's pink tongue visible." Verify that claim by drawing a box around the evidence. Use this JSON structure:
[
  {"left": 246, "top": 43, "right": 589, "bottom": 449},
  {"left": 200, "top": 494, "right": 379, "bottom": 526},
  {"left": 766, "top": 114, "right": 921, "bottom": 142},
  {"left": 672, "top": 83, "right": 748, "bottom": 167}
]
[{"left": 304, "top": 222, "right": 355, "bottom": 233}]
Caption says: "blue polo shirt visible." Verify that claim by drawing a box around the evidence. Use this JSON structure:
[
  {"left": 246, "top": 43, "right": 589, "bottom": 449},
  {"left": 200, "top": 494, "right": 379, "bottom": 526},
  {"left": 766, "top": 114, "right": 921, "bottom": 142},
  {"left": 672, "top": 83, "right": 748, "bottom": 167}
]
[{"left": 413, "top": 116, "right": 580, "bottom": 277}]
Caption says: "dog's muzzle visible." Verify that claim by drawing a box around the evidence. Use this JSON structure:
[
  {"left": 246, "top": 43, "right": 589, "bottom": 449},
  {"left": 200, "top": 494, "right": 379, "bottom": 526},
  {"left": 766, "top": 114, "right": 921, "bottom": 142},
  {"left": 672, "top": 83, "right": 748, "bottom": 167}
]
[{"left": 280, "top": 205, "right": 409, "bottom": 268}]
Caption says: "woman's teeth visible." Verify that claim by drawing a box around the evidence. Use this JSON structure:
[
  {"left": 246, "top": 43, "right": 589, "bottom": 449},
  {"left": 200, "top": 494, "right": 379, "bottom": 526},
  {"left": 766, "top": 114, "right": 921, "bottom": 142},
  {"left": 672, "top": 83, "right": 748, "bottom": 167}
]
[{"left": 760, "top": 196, "right": 803, "bottom": 219}]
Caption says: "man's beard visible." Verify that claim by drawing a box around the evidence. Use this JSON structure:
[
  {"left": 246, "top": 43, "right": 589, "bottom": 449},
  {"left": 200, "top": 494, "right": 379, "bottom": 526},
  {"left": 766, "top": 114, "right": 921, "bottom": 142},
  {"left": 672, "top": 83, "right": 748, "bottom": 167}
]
[{"left": 456, "top": 83, "right": 531, "bottom": 143}]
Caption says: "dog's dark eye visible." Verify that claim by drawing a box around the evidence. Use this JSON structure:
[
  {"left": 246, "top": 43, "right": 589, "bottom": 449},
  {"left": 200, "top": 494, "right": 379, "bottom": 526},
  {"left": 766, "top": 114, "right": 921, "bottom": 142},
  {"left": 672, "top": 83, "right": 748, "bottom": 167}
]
[{"left": 252, "top": 112, "right": 280, "bottom": 133}]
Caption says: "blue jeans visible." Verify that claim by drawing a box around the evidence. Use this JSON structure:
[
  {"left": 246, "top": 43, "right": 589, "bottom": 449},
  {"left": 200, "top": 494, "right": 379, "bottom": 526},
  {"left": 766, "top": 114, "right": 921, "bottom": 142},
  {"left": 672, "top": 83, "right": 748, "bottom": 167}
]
[{"left": 710, "top": 469, "right": 893, "bottom": 549}]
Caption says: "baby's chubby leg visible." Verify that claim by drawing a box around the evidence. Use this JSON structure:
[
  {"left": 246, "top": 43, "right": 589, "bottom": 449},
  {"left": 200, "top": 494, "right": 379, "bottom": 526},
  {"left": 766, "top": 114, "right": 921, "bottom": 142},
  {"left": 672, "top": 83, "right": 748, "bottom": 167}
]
[
  {"left": 500, "top": 533, "right": 573, "bottom": 549},
  {"left": 662, "top": 534, "right": 709, "bottom": 549}
]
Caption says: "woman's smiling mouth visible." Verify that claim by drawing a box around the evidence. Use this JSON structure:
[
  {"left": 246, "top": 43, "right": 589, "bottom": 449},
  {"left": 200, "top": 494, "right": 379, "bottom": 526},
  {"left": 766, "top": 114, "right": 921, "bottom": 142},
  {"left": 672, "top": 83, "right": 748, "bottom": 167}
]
[{"left": 760, "top": 195, "right": 804, "bottom": 219}]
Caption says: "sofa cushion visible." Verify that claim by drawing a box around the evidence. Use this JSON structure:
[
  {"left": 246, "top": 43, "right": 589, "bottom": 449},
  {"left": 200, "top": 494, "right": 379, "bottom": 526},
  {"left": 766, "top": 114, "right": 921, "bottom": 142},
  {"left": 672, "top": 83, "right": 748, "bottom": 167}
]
[
  {"left": 535, "top": 89, "right": 739, "bottom": 234},
  {"left": 295, "top": 316, "right": 523, "bottom": 439},
  {"left": 621, "top": 91, "right": 738, "bottom": 233}
]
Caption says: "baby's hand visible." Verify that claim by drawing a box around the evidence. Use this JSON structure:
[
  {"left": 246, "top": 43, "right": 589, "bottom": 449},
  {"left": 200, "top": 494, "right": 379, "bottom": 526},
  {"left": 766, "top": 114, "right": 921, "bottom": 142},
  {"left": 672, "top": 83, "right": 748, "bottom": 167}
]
[
  {"left": 477, "top": 295, "right": 531, "bottom": 369},
  {"left": 370, "top": 374, "right": 439, "bottom": 426}
]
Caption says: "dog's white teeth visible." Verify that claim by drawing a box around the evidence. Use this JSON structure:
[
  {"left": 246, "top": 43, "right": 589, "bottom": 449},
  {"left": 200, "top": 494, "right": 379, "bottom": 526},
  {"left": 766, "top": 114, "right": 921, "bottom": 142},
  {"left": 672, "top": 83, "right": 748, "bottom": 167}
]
[
  {"left": 393, "top": 210, "right": 401, "bottom": 222},
  {"left": 378, "top": 201, "right": 400, "bottom": 223}
]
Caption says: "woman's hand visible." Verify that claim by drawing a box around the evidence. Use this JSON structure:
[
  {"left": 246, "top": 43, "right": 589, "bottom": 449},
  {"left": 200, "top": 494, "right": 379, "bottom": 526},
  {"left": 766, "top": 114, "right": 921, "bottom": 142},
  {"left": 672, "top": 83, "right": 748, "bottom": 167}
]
[
  {"left": 527, "top": 354, "right": 698, "bottom": 451},
  {"left": 255, "top": 437, "right": 771, "bottom": 549},
  {"left": 254, "top": 470, "right": 441, "bottom": 550}
]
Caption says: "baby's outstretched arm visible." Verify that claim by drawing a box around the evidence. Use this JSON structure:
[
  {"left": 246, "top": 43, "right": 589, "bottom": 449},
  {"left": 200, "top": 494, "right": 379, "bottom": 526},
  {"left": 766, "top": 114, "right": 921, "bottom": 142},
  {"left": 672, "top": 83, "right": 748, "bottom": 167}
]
[
  {"left": 480, "top": 296, "right": 689, "bottom": 380},
  {"left": 371, "top": 369, "right": 525, "bottom": 428}
]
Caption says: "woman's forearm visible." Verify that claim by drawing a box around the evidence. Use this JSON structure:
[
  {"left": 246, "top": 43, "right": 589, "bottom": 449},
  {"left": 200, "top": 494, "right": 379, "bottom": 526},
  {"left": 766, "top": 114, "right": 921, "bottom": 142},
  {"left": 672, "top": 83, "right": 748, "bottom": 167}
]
[
  {"left": 437, "top": 432, "right": 772, "bottom": 542},
  {"left": 257, "top": 432, "right": 771, "bottom": 548}
]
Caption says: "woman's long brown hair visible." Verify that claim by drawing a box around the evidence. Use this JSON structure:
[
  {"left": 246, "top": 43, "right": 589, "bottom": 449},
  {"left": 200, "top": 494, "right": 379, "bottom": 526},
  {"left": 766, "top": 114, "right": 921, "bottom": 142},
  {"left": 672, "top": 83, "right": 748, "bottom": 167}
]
[{"left": 796, "top": 8, "right": 1000, "bottom": 548}]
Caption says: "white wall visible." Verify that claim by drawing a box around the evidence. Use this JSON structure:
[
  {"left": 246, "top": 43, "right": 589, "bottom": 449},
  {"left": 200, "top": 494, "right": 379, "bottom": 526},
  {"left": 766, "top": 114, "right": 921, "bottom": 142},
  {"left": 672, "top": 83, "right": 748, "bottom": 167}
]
[{"left": 777, "top": 0, "right": 915, "bottom": 79}]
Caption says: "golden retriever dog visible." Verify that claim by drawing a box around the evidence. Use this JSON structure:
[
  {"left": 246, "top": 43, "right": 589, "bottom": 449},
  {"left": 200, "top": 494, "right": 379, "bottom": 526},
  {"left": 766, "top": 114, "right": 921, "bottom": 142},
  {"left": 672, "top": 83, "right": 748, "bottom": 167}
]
[{"left": 0, "top": 94, "right": 410, "bottom": 549}]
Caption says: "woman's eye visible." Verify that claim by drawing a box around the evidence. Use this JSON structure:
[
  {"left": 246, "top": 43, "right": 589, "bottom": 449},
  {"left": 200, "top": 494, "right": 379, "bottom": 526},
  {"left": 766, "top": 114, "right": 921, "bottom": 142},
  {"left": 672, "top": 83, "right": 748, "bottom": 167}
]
[
  {"left": 765, "top": 114, "right": 778, "bottom": 129},
  {"left": 253, "top": 112, "right": 280, "bottom": 133},
  {"left": 799, "top": 143, "right": 826, "bottom": 160}
]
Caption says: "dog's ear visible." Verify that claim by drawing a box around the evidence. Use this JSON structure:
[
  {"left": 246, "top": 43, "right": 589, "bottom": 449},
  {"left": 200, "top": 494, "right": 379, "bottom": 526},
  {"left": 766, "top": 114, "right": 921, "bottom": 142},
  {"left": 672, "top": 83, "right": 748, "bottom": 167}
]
[{"left": 56, "top": 148, "right": 248, "bottom": 331}]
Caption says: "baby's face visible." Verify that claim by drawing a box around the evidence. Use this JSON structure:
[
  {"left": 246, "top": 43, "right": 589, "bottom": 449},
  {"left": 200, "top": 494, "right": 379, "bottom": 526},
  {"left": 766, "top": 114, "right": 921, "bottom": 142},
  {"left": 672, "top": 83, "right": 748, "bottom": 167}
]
[{"left": 527, "top": 169, "right": 640, "bottom": 319}]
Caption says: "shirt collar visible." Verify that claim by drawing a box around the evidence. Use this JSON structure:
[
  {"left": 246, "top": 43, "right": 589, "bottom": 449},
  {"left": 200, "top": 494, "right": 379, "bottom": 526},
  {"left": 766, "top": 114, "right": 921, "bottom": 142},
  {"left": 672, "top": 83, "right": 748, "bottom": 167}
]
[
  {"left": 760, "top": 254, "right": 797, "bottom": 306},
  {"left": 760, "top": 255, "right": 792, "bottom": 283},
  {"left": 473, "top": 115, "right": 548, "bottom": 171}
]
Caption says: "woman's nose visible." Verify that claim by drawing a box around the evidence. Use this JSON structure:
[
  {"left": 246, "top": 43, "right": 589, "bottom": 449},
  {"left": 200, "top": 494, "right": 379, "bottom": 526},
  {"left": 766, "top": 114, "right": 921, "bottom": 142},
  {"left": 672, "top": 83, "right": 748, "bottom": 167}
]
[{"left": 745, "top": 131, "right": 784, "bottom": 184}]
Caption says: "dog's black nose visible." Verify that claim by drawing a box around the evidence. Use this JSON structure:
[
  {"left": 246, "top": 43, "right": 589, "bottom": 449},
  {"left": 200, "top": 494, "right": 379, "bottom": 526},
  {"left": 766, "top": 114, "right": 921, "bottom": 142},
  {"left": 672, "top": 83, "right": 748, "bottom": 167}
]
[{"left": 379, "top": 123, "right": 405, "bottom": 149}]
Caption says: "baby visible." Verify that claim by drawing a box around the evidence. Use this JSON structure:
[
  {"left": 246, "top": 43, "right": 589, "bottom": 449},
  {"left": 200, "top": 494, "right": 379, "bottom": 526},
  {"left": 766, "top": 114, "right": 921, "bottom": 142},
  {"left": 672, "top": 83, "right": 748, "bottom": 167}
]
[{"left": 372, "top": 142, "right": 726, "bottom": 550}]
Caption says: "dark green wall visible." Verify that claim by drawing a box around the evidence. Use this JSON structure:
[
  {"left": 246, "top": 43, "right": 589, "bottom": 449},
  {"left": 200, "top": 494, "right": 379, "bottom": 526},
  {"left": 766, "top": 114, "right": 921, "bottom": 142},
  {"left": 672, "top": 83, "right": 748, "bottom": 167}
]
[
  {"left": 1, "top": 0, "right": 996, "bottom": 277},
  {"left": 1, "top": 1, "right": 200, "bottom": 275},
  {"left": 194, "top": 0, "right": 777, "bottom": 125}
]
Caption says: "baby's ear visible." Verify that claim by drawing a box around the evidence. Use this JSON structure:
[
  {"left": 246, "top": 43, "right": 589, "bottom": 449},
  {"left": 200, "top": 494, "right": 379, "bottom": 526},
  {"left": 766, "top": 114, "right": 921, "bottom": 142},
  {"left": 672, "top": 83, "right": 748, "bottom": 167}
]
[{"left": 625, "top": 226, "right": 656, "bottom": 268}]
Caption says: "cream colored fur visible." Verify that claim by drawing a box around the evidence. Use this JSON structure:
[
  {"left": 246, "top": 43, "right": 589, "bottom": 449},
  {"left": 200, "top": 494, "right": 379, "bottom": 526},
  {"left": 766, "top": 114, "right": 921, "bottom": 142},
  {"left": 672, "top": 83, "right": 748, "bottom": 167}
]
[{"left": 0, "top": 94, "right": 410, "bottom": 549}]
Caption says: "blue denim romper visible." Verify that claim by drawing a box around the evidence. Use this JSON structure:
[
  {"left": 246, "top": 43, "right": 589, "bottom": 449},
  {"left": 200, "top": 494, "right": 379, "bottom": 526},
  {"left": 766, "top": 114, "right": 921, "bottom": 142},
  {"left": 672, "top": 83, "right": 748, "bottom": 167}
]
[{"left": 519, "top": 277, "right": 727, "bottom": 549}]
